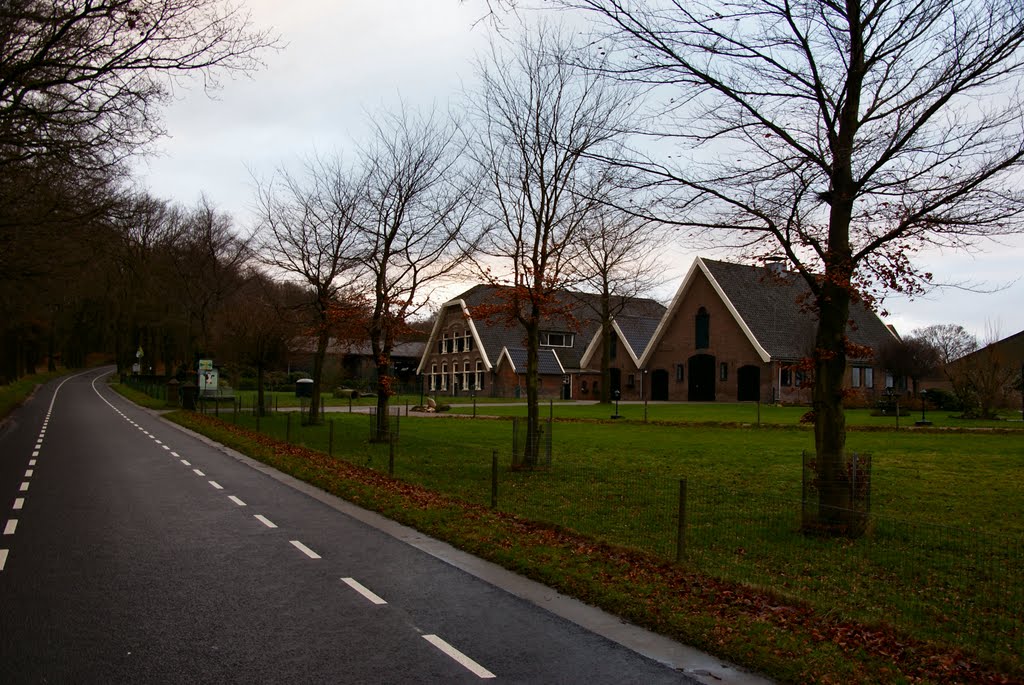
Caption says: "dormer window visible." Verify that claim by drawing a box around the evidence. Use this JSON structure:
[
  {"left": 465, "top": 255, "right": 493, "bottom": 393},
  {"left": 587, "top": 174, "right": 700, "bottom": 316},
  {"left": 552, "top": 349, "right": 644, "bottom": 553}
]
[{"left": 540, "top": 331, "right": 573, "bottom": 347}]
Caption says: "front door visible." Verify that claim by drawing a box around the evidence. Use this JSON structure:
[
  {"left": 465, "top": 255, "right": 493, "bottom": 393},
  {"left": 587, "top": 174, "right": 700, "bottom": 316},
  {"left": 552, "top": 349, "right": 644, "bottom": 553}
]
[
  {"left": 610, "top": 368, "right": 621, "bottom": 397},
  {"left": 651, "top": 369, "right": 669, "bottom": 401},
  {"left": 688, "top": 354, "right": 716, "bottom": 401},
  {"left": 737, "top": 365, "right": 761, "bottom": 401}
]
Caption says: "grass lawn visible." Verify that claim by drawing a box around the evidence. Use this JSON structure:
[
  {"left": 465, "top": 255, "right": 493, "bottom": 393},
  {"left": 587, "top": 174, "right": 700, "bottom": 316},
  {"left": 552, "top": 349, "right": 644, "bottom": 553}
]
[{"left": 190, "top": 405, "right": 1023, "bottom": 676}]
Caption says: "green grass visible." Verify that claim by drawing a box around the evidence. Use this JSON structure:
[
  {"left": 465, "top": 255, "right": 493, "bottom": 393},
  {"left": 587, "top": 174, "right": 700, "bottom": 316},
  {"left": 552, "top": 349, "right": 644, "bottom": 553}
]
[{"left": 0, "top": 370, "right": 68, "bottom": 418}]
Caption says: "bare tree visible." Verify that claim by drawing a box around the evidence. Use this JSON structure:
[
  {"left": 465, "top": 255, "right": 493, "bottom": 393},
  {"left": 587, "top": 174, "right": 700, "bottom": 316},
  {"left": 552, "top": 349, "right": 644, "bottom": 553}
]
[
  {"left": 355, "top": 106, "right": 478, "bottom": 440},
  {"left": 255, "top": 160, "right": 363, "bottom": 424},
  {"left": 915, "top": 324, "right": 980, "bottom": 367},
  {"left": 0, "top": 0, "right": 278, "bottom": 169},
  {"left": 555, "top": 0, "right": 1024, "bottom": 531},
  {"left": 470, "top": 22, "right": 633, "bottom": 464},
  {"left": 569, "top": 200, "right": 664, "bottom": 403}
]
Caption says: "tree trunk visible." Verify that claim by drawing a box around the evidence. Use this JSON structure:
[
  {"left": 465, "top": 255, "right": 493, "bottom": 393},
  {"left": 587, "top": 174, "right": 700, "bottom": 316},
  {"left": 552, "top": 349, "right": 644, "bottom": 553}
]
[
  {"left": 600, "top": 288, "right": 612, "bottom": 404},
  {"left": 812, "top": 276, "right": 853, "bottom": 532},
  {"left": 309, "top": 325, "right": 329, "bottom": 425},
  {"left": 524, "top": 314, "right": 541, "bottom": 467}
]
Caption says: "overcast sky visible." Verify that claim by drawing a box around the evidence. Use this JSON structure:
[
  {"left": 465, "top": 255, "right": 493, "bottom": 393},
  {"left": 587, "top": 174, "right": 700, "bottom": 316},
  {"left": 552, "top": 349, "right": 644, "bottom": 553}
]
[{"left": 133, "top": 0, "right": 1024, "bottom": 344}]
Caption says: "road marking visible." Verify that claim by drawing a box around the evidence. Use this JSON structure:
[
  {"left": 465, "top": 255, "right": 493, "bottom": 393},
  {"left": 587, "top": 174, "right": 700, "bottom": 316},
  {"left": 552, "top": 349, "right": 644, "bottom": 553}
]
[
  {"left": 0, "top": 549, "right": 7, "bottom": 571},
  {"left": 35, "top": 442, "right": 42, "bottom": 449},
  {"left": 192, "top": 469, "right": 205, "bottom": 477},
  {"left": 24, "top": 469, "right": 33, "bottom": 478},
  {"left": 289, "top": 540, "right": 321, "bottom": 559},
  {"left": 3, "top": 520, "right": 16, "bottom": 535},
  {"left": 31, "top": 451, "right": 39, "bottom": 457},
  {"left": 228, "top": 496, "right": 246, "bottom": 506},
  {"left": 208, "top": 481, "right": 223, "bottom": 490},
  {"left": 28, "top": 459, "right": 36, "bottom": 466},
  {"left": 161, "top": 445, "right": 170, "bottom": 450},
  {"left": 254, "top": 515, "right": 277, "bottom": 528},
  {"left": 422, "top": 635, "right": 496, "bottom": 679},
  {"left": 19, "top": 482, "right": 29, "bottom": 492},
  {"left": 154, "top": 440, "right": 162, "bottom": 444},
  {"left": 180, "top": 460, "right": 191, "bottom": 466},
  {"left": 13, "top": 498, "right": 24, "bottom": 510},
  {"left": 170, "top": 452, "right": 180, "bottom": 457},
  {"left": 341, "top": 577, "right": 387, "bottom": 605}
]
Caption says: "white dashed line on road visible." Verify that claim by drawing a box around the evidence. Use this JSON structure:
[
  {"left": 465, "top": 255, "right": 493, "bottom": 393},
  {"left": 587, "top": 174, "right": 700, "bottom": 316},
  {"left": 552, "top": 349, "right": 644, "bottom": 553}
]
[
  {"left": 422, "top": 635, "right": 496, "bottom": 679},
  {"left": 208, "top": 481, "right": 223, "bottom": 490},
  {"left": 341, "top": 577, "right": 387, "bottom": 605},
  {"left": 12, "top": 498, "right": 23, "bottom": 510},
  {"left": 28, "top": 459, "right": 36, "bottom": 466},
  {"left": 170, "top": 452, "right": 180, "bottom": 457},
  {"left": 289, "top": 540, "right": 321, "bottom": 559},
  {"left": 192, "top": 469, "right": 205, "bottom": 477},
  {"left": 180, "top": 460, "right": 191, "bottom": 466},
  {"left": 0, "top": 549, "right": 7, "bottom": 571},
  {"left": 24, "top": 469, "right": 33, "bottom": 478},
  {"left": 228, "top": 496, "right": 246, "bottom": 506},
  {"left": 161, "top": 445, "right": 170, "bottom": 450},
  {"left": 3, "top": 520, "right": 16, "bottom": 535},
  {"left": 18, "top": 482, "right": 28, "bottom": 492},
  {"left": 31, "top": 451, "right": 38, "bottom": 457},
  {"left": 254, "top": 515, "right": 277, "bottom": 528}
]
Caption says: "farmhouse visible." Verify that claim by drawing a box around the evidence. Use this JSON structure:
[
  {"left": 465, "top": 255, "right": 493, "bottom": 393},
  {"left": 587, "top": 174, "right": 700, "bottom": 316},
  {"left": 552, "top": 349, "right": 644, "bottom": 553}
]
[
  {"left": 416, "top": 284, "right": 665, "bottom": 399},
  {"left": 640, "top": 257, "right": 898, "bottom": 403},
  {"left": 416, "top": 258, "right": 900, "bottom": 403}
]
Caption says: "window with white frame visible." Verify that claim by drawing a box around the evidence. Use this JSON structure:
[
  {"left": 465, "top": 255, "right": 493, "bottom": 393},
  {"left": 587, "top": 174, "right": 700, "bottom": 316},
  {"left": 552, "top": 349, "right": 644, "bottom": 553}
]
[
  {"left": 430, "top": 364, "right": 437, "bottom": 391},
  {"left": 475, "top": 361, "right": 484, "bottom": 390},
  {"left": 851, "top": 367, "right": 862, "bottom": 388},
  {"left": 463, "top": 362, "right": 471, "bottom": 390},
  {"left": 441, "top": 364, "right": 448, "bottom": 390},
  {"left": 540, "top": 331, "right": 574, "bottom": 347}
]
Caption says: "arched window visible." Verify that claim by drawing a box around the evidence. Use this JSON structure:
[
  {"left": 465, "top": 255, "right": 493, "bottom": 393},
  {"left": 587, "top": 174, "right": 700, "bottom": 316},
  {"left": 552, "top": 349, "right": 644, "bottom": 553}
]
[{"left": 695, "top": 307, "right": 710, "bottom": 349}]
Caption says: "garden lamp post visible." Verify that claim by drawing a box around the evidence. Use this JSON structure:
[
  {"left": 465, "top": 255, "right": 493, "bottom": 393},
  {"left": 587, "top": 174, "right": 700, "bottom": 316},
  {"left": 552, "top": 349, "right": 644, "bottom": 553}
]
[
  {"left": 612, "top": 389, "right": 621, "bottom": 419},
  {"left": 916, "top": 389, "right": 931, "bottom": 426}
]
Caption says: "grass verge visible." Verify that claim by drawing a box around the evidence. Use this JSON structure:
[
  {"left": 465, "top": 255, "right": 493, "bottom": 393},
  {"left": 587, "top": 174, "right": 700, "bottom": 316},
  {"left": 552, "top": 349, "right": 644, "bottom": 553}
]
[
  {"left": 0, "top": 370, "right": 68, "bottom": 419},
  {"left": 166, "top": 409, "right": 1019, "bottom": 684}
]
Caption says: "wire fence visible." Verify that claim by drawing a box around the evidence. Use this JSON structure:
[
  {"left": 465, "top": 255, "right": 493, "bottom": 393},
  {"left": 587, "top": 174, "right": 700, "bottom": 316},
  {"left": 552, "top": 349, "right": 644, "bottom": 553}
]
[{"left": 129, "top": 382, "right": 1021, "bottom": 668}]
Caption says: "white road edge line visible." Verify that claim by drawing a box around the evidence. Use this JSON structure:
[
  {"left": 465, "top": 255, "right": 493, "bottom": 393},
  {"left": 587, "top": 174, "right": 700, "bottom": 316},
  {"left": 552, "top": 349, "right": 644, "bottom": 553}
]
[
  {"left": 3, "top": 520, "right": 16, "bottom": 535},
  {"left": 341, "top": 577, "right": 387, "bottom": 605},
  {"left": 254, "top": 515, "right": 277, "bottom": 528},
  {"left": 228, "top": 496, "right": 246, "bottom": 506},
  {"left": 289, "top": 540, "right": 320, "bottom": 559},
  {"left": 208, "top": 481, "right": 223, "bottom": 490},
  {"left": 422, "top": 635, "right": 496, "bottom": 679}
]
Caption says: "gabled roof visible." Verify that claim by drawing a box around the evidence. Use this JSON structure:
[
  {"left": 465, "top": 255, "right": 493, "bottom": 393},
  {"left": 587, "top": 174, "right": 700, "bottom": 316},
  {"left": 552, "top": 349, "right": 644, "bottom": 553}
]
[
  {"left": 423, "top": 283, "right": 666, "bottom": 375},
  {"left": 640, "top": 257, "right": 898, "bottom": 366}
]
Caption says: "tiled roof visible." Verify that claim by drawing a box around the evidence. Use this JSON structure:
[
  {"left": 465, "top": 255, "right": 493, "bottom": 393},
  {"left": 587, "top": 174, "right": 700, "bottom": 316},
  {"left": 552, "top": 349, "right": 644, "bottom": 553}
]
[
  {"left": 500, "top": 347, "right": 566, "bottom": 375},
  {"left": 700, "top": 258, "right": 897, "bottom": 360},
  {"left": 452, "top": 284, "right": 666, "bottom": 372}
]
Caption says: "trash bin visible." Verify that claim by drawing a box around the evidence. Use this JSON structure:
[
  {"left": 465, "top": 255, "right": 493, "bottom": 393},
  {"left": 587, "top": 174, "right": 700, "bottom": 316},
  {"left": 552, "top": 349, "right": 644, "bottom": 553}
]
[
  {"left": 181, "top": 382, "right": 198, "bottom": 410},
  {"left": 295, "top": 378, "right": 314, "bottom": 398}
]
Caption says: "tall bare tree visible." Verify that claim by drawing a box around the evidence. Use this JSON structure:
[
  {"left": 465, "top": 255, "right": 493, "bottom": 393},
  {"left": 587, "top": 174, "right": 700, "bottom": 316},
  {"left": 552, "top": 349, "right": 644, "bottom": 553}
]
[
  {"left": 553, "top": 0, "right": 1024, "bottom": 530},
  {"left": 255, "top": 160, "right": 363, "bottom": 424},
  {"left": 471, "top": 22, "right": 633, "bottom": 464},
  {"left": 355, "top": 106, "right": 478, "bottom": 440},
  {"left": 569, "top": 200, "right": 664, "bottom": 403}
]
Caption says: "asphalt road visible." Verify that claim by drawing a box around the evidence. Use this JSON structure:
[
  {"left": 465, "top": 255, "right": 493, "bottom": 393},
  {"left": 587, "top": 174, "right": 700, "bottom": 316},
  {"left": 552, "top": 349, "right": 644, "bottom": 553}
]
[{"left": 0, "top": 369, "right": 709, "bottom": 684}]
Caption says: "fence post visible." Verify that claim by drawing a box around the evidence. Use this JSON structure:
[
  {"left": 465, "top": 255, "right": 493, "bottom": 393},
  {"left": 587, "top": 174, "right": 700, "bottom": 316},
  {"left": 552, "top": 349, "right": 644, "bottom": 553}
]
[
  {"left": 329, "top": 419, "right": 334, "bottom": 458},
  {"left": 388, "top": 432, "right": 395, "bottom": 477},
  {"left": 676, "top": 478, "right": 688, "bottom": 562},
  {"left": 286, "top": 412, "right": 292, "bottom": 444},
  {"left": 491, "top": 450, "right": 498, "bottom": 509}
]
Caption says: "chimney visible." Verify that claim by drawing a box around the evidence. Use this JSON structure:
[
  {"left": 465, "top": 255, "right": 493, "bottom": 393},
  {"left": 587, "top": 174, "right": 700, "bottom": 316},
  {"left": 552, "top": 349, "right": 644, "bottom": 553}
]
[{"left": 765, "top": 256, "right": 786, "bottom": 275}]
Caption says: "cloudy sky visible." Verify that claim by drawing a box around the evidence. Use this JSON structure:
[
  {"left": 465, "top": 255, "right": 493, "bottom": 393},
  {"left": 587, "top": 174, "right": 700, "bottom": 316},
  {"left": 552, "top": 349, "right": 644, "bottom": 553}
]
[{"left": 133, "top": 0, "right": 1024, "bottom": 344}]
